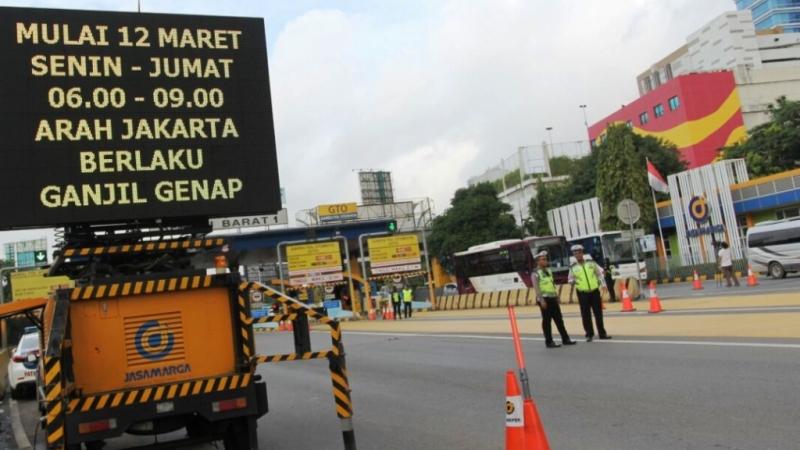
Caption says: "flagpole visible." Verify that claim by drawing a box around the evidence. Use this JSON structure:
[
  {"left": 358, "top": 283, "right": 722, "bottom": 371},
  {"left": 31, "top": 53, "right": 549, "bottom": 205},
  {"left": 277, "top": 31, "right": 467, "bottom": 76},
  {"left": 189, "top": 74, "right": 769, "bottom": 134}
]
[{"left": 651, "top": 185, "right": 671, "bottom": 279}]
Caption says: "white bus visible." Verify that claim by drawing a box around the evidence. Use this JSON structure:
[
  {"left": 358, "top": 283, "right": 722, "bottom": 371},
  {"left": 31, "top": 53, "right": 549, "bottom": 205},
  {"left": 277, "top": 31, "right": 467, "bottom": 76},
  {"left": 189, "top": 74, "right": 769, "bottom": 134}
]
[
  {"left": 567, "top": 231, "right": 647, "bottom": 280},
  {"left": 746, "top": 218, "right": 800, "bottom": 279}
]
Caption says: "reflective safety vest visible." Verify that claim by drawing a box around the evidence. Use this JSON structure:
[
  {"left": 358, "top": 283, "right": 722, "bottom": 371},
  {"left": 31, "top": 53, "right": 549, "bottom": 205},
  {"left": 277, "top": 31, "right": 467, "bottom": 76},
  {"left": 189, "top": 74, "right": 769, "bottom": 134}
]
[
  {"left": 392, "top": 292, "right": 401, "bottom": 303},
  {"left": 572, "top": 261, "right": 600, "bottom": 292},
  {"left": 402, "top": 288, "right": 413, "bottom": 302},
  {"left": 537, "top": 269, "right": 557, "bottom": 297}
]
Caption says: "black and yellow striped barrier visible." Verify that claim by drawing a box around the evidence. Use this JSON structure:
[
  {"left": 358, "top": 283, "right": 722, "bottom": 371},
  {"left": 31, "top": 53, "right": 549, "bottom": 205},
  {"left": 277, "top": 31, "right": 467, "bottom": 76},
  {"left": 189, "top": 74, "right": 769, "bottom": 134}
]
[
  {"left": 239, "top": 281, "right": 356, "bottom": 449},
  {"left": 437, "top": 288, "right": 536, "bottom": 311},
  {"left": 62, "top": 237, "right": 226, "bottom": 257},
  {"left": 69, "top": 274, "right": 216, "bottom": 301},
  {"left": 66, "top": 373, "right": 252, "bottom": 414}
]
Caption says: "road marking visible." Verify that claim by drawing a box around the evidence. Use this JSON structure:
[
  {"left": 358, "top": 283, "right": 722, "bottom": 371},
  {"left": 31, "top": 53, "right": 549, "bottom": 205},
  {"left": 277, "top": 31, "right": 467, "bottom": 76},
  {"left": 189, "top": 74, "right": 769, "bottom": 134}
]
[
  {"left": 9, "top": 399, "right": 33, "bottom": 450},
  {"left": 341, "top": 331, "right": 800, "bottom": 349}
]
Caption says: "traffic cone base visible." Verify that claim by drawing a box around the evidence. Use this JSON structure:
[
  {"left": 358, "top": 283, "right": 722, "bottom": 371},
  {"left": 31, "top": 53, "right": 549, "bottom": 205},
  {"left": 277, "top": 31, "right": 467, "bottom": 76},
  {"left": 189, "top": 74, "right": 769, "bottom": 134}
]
[
  {"left": 505, "top": 371, "right": 526, "bottom": 450},
  {"left": 620, "top": 287, "right": 636, "bottom": 312},
  {"left": 367, "top": 309, "right": 377, "bottom": 320},
  {"left": 523, "top": 398, "right": 551, "bottom": 450},
  {"left": 647, "top": 280, "right": 663, "bottom": 314}
]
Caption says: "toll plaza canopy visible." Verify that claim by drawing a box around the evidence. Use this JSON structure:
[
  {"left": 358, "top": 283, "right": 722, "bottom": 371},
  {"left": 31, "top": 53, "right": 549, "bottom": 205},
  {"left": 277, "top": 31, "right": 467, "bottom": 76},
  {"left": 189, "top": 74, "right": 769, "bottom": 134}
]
[{"left": 212, "top": 218, "right": 398, "bottom": 267}]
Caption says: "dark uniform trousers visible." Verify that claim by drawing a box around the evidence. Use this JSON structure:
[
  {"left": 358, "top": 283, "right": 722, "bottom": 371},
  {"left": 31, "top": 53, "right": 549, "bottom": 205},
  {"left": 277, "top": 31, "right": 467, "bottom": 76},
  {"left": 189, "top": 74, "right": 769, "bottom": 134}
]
[
  {"left": 392, "top": 301, "right": 402, "bottom": 319},
  {"left": 539, "top": 296, "right": 571, "bottom": 343},
  {"left": 576, "top": 289, "right": 608, "bottom": 338}
]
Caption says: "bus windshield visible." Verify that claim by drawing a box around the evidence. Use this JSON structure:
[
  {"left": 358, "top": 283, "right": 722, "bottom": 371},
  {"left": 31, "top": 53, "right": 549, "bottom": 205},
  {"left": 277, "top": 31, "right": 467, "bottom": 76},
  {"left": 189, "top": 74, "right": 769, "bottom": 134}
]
[
  {"left": 527, "top": 237, "right": 569, "bottom": 269},
  {"left": 602, "top": 233, "right": 640, "bottom": 263}
]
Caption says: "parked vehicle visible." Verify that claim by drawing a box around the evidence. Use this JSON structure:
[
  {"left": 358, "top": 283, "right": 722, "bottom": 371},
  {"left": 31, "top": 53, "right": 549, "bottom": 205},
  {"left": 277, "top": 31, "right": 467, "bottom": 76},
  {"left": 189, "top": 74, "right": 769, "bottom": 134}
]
[
  {"left": 453, "top": 239, "right": 534, "bottom": 293},
  {"left": 746, "top": 217, "right": 800, "bottom": 279},
  {"left": 442, "top": 283, "right": 459, "bottom": 296},
  {"left": 524, "top": 236, "right": 570, "bottom": 284},
  {"left": 8, "top": 331, "right": 39, "bottom": 399},
  {"left": 568, "top": 232, "right": 647, "bottom": 280}
]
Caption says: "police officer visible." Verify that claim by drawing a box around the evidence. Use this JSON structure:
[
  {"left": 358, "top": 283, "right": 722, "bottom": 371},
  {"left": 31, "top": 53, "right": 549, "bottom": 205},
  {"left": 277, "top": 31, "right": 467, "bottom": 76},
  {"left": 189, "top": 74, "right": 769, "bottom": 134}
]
[
  {"left": 531, "top": 251, "right": 577, "bottom": 348},
  {"left": 391, "top": 286, "right": 402, "bottom": 320},
  {"left": 568, "top": 244, "right": 612, "bottom": 342},
  {"left": 402, "top": 285, "right": 414, "bottom": 319}
]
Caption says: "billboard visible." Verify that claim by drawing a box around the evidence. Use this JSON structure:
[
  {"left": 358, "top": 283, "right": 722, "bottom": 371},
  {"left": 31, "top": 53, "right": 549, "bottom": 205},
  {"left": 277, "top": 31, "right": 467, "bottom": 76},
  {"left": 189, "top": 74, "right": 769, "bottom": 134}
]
[
  {"left": 359, "top": 171, "right": 394, "bottom": 206},
  {"left": 10, "top": 269, "right": 73, "bottom": 301},
  {"left": 367, "top": 234, "right": 422, "bottom": 274},
  {"left": 286, "top": 242, "right": 343, "bottom": 285},
  {"left": 0, "top": 7, "right": 281, "bottom": 229},
  {"left": 317, "top": 202, "right": 358, "bottom": 223}
]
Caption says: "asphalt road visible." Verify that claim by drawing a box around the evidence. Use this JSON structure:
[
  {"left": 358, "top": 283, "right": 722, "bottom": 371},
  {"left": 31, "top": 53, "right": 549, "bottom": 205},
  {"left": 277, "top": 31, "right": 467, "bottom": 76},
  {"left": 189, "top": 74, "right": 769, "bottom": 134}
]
[
  {"left": 649, "top": 274, "right": 800, "bottom": 299},
  {"left": 15, "top": 330, "right": 800, "bottom": 450}
]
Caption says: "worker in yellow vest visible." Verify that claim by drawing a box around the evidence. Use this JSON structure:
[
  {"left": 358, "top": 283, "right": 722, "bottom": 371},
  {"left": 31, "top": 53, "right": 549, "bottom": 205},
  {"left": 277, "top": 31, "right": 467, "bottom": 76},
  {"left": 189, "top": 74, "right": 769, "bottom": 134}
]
[
  {"left": 391, "top": 287, "right": 402, "bottom": 320},
  {"left": 568, "top": 244, "right": 611, "bottom": 342},
  {"left": 532, "top": 251, "right": 577, "bottom": 348},
  {"left": 402, "top": 285, "right": 414, "bottom": 319}
]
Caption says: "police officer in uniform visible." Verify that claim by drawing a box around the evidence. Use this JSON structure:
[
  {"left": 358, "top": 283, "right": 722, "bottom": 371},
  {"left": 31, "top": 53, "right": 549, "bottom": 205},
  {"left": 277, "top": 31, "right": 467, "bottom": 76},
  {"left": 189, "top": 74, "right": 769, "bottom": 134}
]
[
  {"left": 531, "top": 251, "right": 577, "bottom": 348},
  {"left": 402, "top": 285, "right": 414, "bottom": 319},
  {"left": 568, "top": 244, "right": 612, "bottom": 342},
  {"left": 391, "top": 287, "right": 402, "bottom": 320}
]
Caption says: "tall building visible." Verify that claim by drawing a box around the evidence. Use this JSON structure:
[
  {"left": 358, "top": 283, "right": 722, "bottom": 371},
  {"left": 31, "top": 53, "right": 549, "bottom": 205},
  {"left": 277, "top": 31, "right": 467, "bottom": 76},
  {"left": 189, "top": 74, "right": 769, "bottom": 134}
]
[
  {"left": 736, "top": 0, "right": 800, "bottom": 33},
  {"left": 2, "top": 238, "right": 48, "bottom": 267}
]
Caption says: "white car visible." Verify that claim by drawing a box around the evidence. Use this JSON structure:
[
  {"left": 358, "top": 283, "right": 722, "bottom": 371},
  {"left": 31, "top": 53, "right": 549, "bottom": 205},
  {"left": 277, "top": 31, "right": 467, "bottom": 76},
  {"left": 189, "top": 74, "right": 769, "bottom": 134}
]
[{"left": 8, "top": 331, "right": 40, "bottom": 399}]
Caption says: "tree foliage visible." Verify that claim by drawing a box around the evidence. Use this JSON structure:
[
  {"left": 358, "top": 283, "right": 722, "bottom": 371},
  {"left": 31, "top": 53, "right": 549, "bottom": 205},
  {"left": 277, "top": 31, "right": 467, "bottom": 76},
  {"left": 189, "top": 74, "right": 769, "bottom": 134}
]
[
  {"left": 429, "top": 183, "right": 520, "bottom": 268},
  {"left": 595, "top": 124, "right": 654, "bottom": 230},
  {"left": 721, "top": 96, "right": 800, "bottom": 176}
]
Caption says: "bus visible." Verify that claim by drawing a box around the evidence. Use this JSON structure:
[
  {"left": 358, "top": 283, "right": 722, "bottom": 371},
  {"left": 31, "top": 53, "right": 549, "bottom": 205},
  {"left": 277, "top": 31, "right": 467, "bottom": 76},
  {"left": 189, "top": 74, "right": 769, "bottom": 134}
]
[
  {"left": 452, "top": 236, "right": 571, "bottom": 294},
  {"left": 567, "top": 231, "right": 647, "bottom": 280},
  {"left": 746, "top": 218, "right": 800, "bottom": 279},
  {"left": 453, "top": 239, "right": 533, "bottom": 293}
]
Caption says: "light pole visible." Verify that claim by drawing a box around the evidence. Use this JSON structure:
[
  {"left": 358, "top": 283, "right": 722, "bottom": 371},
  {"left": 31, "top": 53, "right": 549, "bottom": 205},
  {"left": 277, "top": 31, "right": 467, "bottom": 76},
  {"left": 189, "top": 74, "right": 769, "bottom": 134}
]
[{"left": 579, "top": 105, "right": 590, "bottom": 145}]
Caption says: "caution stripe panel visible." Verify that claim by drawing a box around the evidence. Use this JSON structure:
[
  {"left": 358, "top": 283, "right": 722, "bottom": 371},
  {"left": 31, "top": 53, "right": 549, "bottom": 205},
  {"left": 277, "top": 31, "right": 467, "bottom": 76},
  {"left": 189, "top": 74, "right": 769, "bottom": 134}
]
[
  {"left": 63, "top": 238, "right": 226, "bottom": 257},
  {"left": 66, "top": 373, "right": 253, "bottom": 414}
]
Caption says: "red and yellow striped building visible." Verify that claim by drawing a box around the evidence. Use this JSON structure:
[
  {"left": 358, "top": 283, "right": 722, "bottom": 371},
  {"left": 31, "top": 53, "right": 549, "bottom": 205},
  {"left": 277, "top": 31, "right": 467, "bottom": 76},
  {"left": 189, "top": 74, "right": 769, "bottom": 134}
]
[{"left": 589, "top": 71, "right": 747, "bottom": 168}]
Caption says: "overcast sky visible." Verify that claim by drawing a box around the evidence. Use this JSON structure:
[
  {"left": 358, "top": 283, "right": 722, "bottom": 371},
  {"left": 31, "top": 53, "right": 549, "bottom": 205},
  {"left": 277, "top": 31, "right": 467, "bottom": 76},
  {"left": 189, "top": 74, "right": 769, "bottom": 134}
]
[{"left": 0, "top": 0, "right": 734, "bottom": 253}]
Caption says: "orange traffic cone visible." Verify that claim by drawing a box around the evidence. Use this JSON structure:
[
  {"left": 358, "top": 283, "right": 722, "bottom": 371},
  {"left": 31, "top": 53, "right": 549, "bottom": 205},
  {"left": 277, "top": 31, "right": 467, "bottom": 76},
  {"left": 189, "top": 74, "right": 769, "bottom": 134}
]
[
  {"left": 387, "top": 308, "right": 395, "bottom": 320},
  {"left": 647, "top": 281, "right": 663, "bottom": 314},
  {"left": 368, "top": 308, "right": 377, "bottom": 320},
  {"left": 278, "top": 321, "right": 287, "bottom": 332},
  {"left": 620, "top": 285, "right": 636, "bottom": 312},
  {"left": 692, "top": 270, "right": 703, "bottom": 290},
  {"left": 286, "top": 320, "right": 294, "bottom": 332},
  {"left": 747, "top": 265, "right": 759, "bottom": 287},
  {"left": 505, "top": 371, "right": 526, "bottom": 450},
  {"left": 522, "top": 397, "right": 551, "bottom": 450}
]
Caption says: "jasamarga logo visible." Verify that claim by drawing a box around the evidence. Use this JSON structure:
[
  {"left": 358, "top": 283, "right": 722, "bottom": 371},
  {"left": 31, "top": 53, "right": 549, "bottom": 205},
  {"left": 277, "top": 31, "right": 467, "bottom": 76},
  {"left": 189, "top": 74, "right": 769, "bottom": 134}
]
[{"left": 125, "top": 363, "right": 192, "bottom": 383}]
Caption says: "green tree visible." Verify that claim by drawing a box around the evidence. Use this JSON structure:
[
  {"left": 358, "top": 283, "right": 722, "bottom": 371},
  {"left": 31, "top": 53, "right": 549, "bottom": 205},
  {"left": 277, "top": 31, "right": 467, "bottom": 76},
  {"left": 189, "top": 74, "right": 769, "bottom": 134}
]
[
  {"left": 526, "top": 176, "right": 553, "bottom": 236},
  {"left": 428, "top": 183, "right": 520, "bottom": 269},
  {"left": 721, "top": 96, "right": 800, "bottom": 176},
  {"left": 548, "top": 156, "right": 573, "bottom": 177},
  {"left": 595, "top": 124, "right": 654, "bottom": 230}
]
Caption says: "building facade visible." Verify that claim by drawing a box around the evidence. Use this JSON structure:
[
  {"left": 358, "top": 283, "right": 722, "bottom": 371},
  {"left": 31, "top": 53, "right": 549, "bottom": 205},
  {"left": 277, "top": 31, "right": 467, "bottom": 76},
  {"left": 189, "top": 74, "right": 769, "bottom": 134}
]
[
  {"left": 589, "top": 71, "right": 747, "bottom": 168},
  {"left": 2, "top": 238, "right": 48, "bottom": 267},
  {"left": 736, "top": 0, "right": 800, "bottom": 33}
]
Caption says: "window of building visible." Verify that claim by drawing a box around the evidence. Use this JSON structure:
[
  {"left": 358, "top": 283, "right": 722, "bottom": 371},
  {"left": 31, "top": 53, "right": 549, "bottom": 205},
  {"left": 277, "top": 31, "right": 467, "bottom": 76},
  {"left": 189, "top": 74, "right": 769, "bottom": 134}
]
[
  {"left": 653, "top": 71, "right": 661, "bottom": 87},
  {"left": 639, "top": 112, "right": 649, "bottom": 125},
  {"left": 776, "top": 207, "right": 800, "bottom": 220},
  {"left": 625, "top": 120, "right": 632, "bottom": 128},
  {"left": 668, "top": 96, "right": 680, "bottom": 111},
  {"left": 665, "top": 64, "right": 674, "bottom": 81},
  {"left": 654, "top": 104, "right": 665, "bottom": 118},
  {"left": 662, "top": 238, "right": 672, "bottom": 258},
  {"left": 643, "top": 77, "right": 653, "bottom": 93}
]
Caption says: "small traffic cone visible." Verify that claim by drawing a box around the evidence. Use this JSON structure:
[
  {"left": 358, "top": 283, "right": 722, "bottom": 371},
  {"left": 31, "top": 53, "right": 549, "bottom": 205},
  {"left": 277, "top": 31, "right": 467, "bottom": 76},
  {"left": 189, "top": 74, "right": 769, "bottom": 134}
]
[
  {"left": 522, "top": 398, "right": 551, "bottom": 450},
  {"left": 367, "top": 308, "right": 377, "bottom": 320},
  {"left": 620, "top": 285, "right": 636, "bottom": 312},
  {"left": 647, "top": 281, "right": 663, "bottom": 314},
  {"left": 692, "top": 270, "right": 703, "bottom": 290},
  {"left": 387, "top": 308, "right": 395, "bottom": 320},
  {"left": 278, "top": 321, "right": 287, "bottom": 332},
  {"left": 505, "top": 371, "right": 526, "bottom": 450},
  {"left": 747, "top": 265, "right": 759, "bottom": 287},
  {"left": 286, "top": 320, "right": 294, "bottom": 332}
]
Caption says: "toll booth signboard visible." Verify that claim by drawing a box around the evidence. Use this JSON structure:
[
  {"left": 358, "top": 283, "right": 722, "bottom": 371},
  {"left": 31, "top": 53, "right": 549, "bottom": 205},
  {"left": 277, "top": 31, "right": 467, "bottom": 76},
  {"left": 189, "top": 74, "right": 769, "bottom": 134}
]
[
  {"left": 286, "top": 242, "right": 344, "bottom": 285},
  {"left": 0, "top": 7, "right": 281, "bottom": 230},
  {"left": 10, "top": 269, "right": 73, "bottom": 301},
  {"left": 368, "top": 234, "right": 422, "bottom": 274},
  {"left": 317, "top": 202, "right": 359, "bottom": 223}
]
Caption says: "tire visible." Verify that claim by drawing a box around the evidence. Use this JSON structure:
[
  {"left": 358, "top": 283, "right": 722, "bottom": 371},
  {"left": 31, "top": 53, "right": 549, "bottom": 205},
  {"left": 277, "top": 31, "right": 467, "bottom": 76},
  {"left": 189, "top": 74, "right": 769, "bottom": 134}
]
[
  {"left": 10, "top": 385, "right": 22, "bottom": 400},
  {"left": 223, "top": 417, "right": 258, "bottom": 450},
  {"left": 769, "top": 262, "right": 786, "bottom": 279}
]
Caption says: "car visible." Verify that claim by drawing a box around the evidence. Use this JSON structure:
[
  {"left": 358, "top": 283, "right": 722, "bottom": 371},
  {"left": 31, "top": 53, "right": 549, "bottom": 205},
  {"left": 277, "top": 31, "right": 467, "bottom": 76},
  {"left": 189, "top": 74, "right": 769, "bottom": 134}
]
[
  {"left": 442, "top": 283, "right": 458, "bottom": 296},
  {"left": 8, "top": 331, "right": 40, "bottom": 399}
]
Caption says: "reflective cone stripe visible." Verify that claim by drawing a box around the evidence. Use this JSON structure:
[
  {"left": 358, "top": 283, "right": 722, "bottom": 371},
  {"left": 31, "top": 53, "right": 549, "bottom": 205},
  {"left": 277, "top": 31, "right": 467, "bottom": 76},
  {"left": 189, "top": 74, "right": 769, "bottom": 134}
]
[
  {"left": 505, "top": 371, "right": 526, "bottom": 450},
  {"left": 747, "top": 265, "right": 759, "bottom": 286}
]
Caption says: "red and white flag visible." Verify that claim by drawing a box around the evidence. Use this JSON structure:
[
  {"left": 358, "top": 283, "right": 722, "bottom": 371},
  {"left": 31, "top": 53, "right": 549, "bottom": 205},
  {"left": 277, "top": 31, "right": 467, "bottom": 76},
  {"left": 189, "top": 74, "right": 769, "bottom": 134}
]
[{"left": 647, "top": 159, "right": 669, "bottom": 193}]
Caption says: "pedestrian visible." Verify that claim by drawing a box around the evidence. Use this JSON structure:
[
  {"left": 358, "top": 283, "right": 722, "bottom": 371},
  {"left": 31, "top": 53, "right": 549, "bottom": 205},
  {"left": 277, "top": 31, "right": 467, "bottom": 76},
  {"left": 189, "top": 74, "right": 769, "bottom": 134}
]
[
  {"left": 568, "top": 244, "right": 612, "bottom": 342},
  {"left": 603, "top": 259, "right": 617, "bottom": 302},
  {"left": 718, "top": 242, "right": 740, "bottom": 287},
  {"left": 531, "top": 251, "right": 577, "bottom": 348},
  {"left": 391, "top": 286, "right": 402, "bottom": 320},
  {"left": 402, "top": 285, "right": 414, "bottom": 319}
]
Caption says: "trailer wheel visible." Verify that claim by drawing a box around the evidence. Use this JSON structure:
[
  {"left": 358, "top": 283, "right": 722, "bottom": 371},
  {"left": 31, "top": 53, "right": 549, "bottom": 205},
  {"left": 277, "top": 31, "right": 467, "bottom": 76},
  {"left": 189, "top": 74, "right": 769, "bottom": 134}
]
[{"left": 223, "top": 417, "right": 258, "bottom": 450}]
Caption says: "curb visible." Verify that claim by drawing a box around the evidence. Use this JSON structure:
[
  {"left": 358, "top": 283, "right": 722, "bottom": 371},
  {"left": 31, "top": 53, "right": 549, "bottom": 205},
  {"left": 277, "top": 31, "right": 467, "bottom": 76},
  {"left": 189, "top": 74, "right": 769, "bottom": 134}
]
[{"left": 9, "top": 399, "right": 32, "bottom": 450}]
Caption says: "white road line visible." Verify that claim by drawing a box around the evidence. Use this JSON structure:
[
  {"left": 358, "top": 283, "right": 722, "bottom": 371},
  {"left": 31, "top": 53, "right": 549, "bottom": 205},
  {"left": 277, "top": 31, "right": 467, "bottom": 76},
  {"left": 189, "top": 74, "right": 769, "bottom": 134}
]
[
  {"left": 9, "top": 399, "right": 32, "bottom": 450},
  {"left": 340, "top": 331, "right": 800, "bottom": 349}
]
